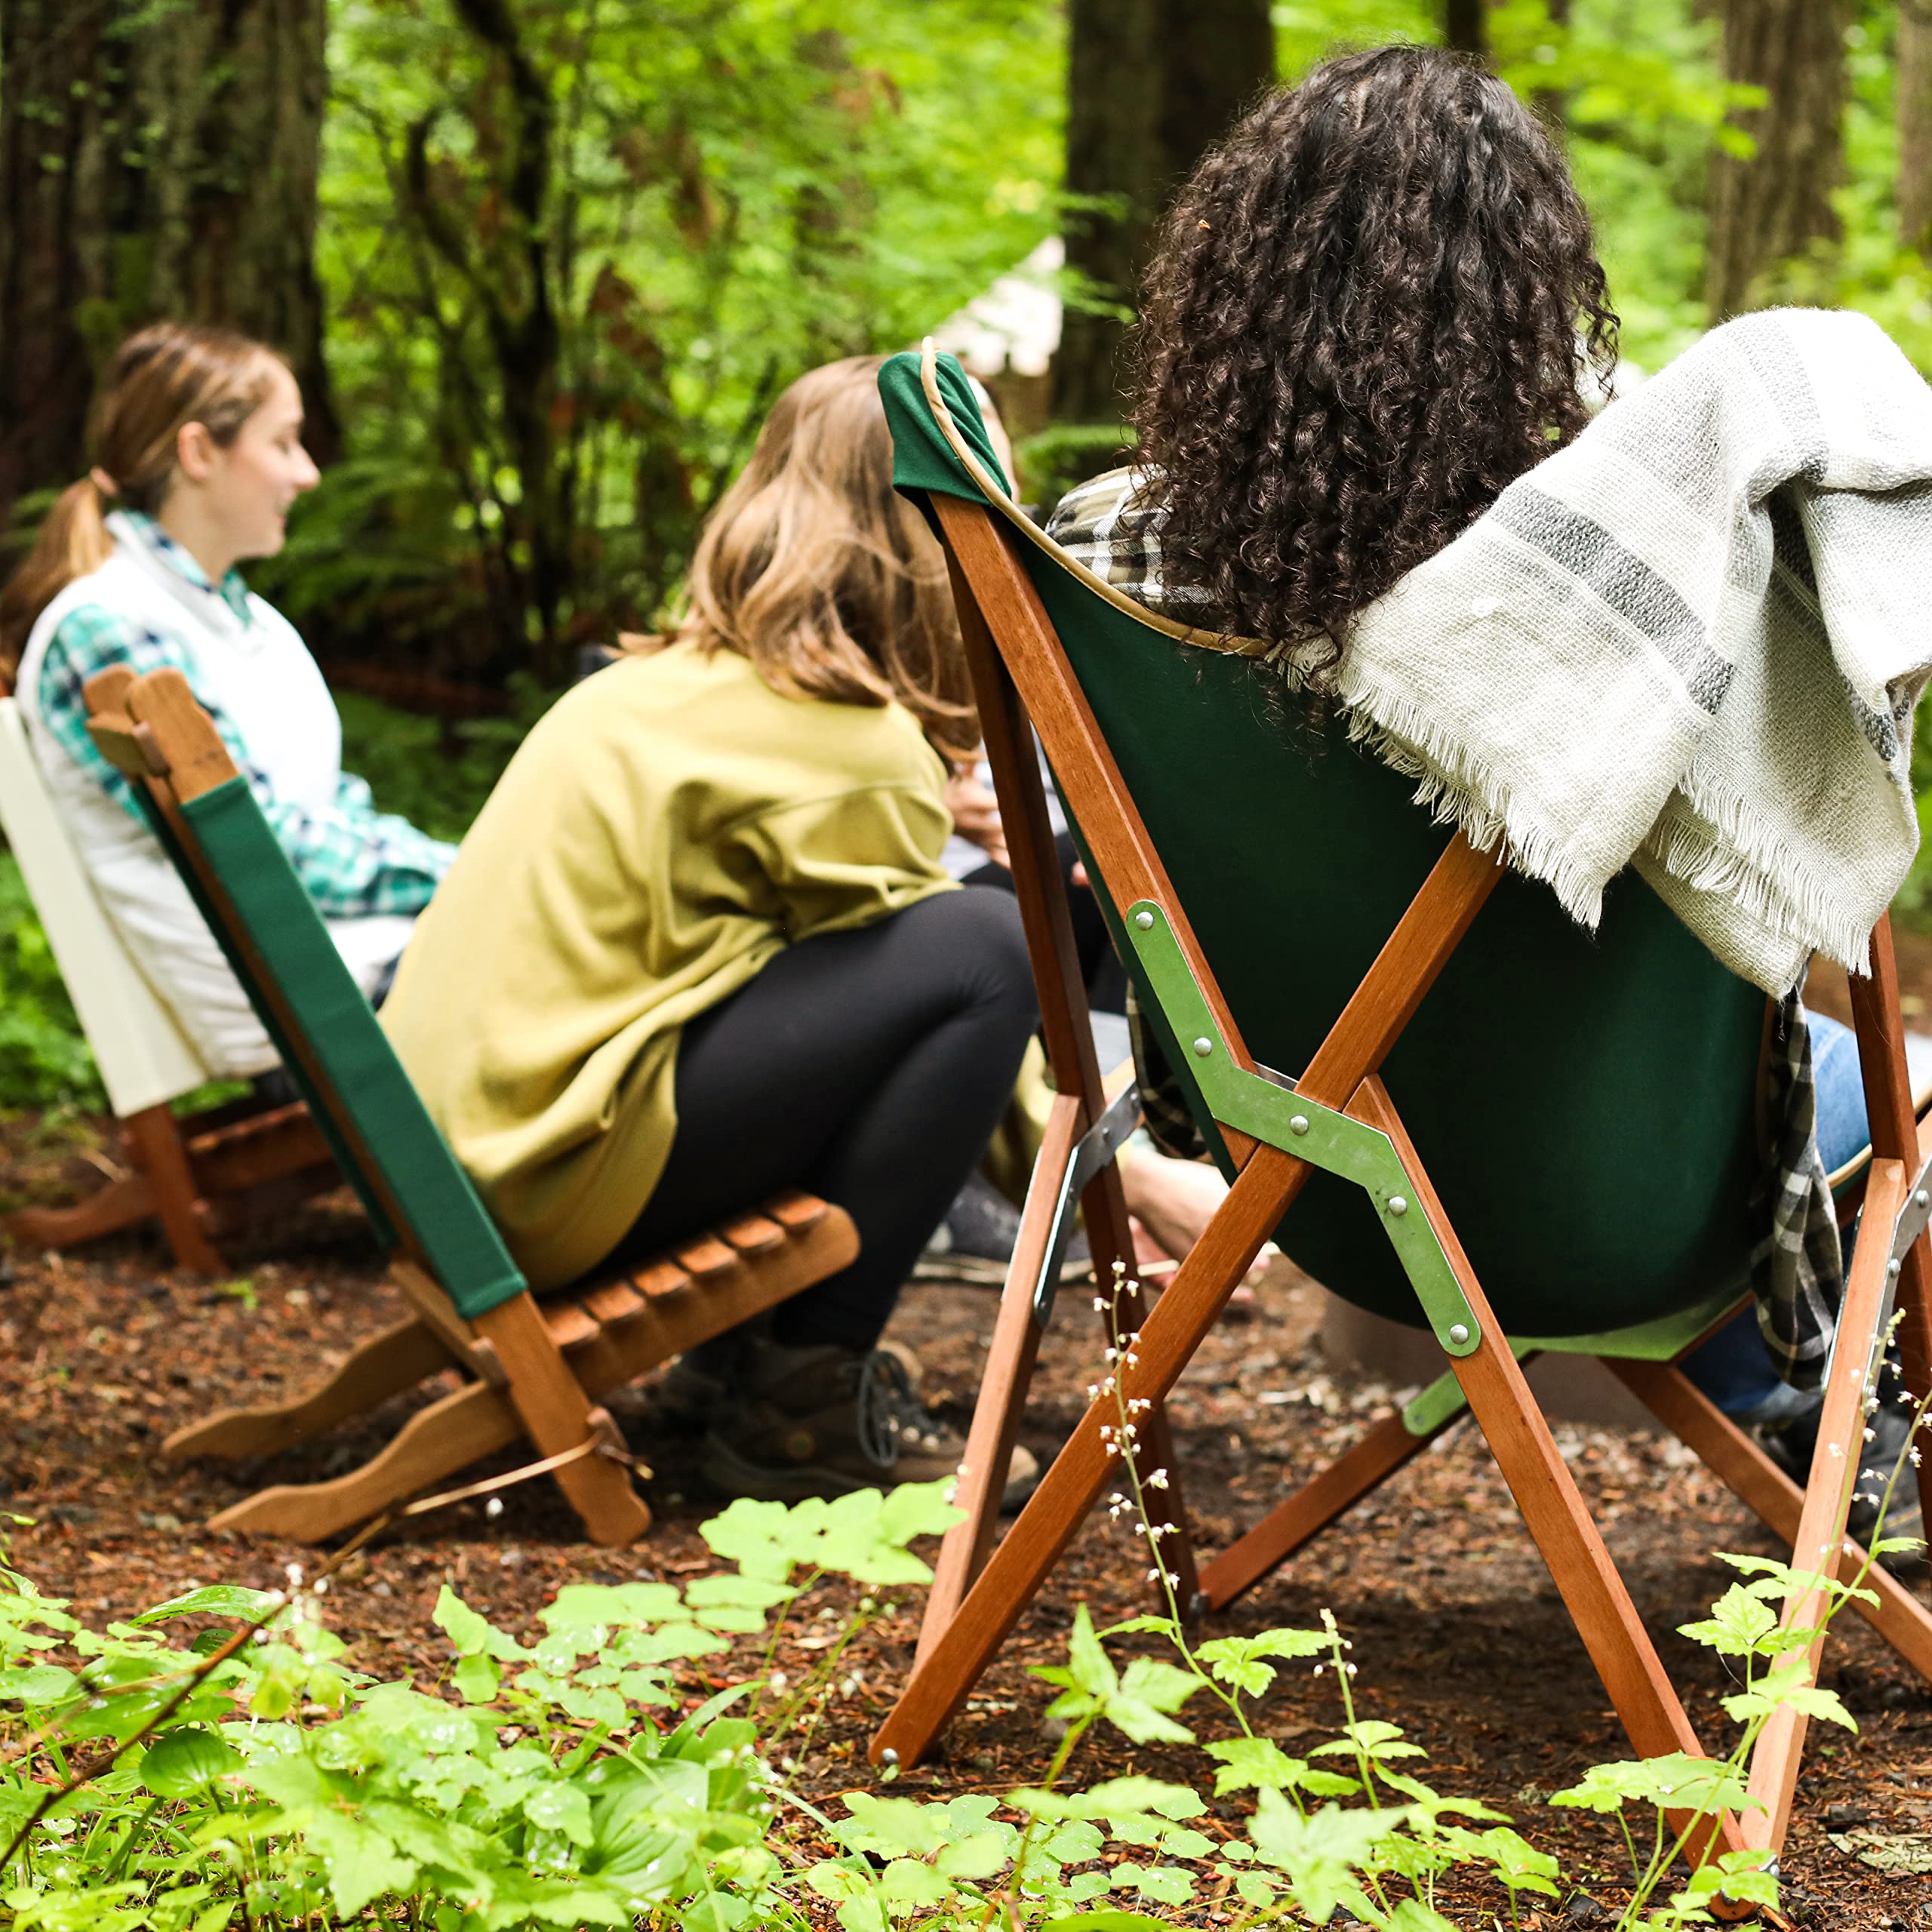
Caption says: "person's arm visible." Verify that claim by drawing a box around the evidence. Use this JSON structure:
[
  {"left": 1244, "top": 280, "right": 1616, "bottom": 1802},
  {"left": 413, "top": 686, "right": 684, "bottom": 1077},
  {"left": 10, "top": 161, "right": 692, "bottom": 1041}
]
[
  {"left": 737, "top": 782, "right": 955, "bottom": 939},
  {"left": 35, "top": 607, "right": 454, "bottom": 917}
]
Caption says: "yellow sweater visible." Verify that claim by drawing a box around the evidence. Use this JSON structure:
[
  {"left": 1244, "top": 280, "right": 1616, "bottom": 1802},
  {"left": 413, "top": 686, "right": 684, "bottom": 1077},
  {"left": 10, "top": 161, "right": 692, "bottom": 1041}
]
[{"left": 382, "top": 641, "right": 956, "bottom": 1290}]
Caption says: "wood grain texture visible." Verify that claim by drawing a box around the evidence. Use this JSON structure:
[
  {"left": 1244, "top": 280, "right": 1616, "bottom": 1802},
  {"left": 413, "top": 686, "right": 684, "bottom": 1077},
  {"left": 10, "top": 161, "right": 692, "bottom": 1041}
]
[
  {"left": 916, "top": 1094, "right": 1081, "bottom": 1669},
  {"left": 165, "top": 1317, "right": 450, "bottom": 1463},
  {"left": 470, "top": 1290, "right": 651, "bottom": 1546},
  {"left": 1350, "top": 1078, "right": 1735, "bottom": 1860},
  {"left": 1742, "top": 1158, "right": 1907, "bottom": 1852},
  {"left": 1851, "top": 915, "right": 1932, "bottom": 1540},
  {"left": 122, "top": 1103, "right": 223, "bottom": 1275}
]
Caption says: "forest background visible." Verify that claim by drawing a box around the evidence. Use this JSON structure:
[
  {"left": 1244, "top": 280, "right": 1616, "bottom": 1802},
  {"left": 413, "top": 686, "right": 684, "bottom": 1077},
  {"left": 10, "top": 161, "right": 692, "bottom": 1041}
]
[{"left": 0, "top": 0, "right": 1927, "bottom": 1107}]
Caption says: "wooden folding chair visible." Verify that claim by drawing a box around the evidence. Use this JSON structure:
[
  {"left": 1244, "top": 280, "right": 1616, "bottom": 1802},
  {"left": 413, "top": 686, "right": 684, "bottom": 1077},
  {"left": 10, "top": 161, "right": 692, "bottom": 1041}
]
[
  {"left": 867, "top": 345, "right": 1932, "bottom": 1866},
  {"left": 0, "top": 678, "right": 336, "bottom": 1274},
  {"left": 82, "top": 666, "right": 858, "bottom": 1545}
]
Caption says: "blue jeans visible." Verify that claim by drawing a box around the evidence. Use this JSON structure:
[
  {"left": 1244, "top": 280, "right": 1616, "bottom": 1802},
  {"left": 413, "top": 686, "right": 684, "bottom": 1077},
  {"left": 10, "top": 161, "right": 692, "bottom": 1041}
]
[{"left": 1679, "top": 1012, "right": 1869, "bottom": 1421}]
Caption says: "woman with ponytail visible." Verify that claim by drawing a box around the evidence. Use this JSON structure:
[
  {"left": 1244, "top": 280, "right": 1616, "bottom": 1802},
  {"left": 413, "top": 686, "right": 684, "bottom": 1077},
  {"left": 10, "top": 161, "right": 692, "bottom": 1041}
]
[{"left": 0, "top": 323, "right": 454, "bottom": 1076}]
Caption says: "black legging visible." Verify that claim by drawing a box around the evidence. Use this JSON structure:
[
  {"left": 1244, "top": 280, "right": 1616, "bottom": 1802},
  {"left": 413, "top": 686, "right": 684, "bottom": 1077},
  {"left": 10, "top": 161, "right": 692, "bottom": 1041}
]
[
  {"left": 962, "top": 833, "right": 1128, "bottom": 1014},
  {"left": 610, "top": 887, "right": 1039, "bottom": 1351}
]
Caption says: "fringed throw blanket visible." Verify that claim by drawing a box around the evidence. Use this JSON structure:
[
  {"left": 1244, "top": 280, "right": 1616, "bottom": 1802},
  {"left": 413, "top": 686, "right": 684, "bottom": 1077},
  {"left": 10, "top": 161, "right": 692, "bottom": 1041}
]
[
  {"left": 1336, "top": 308, "right": 1932, "bottom": 998},
  {"left": 1050, "top": 308, "right": 1932, "bottom": 1387}
]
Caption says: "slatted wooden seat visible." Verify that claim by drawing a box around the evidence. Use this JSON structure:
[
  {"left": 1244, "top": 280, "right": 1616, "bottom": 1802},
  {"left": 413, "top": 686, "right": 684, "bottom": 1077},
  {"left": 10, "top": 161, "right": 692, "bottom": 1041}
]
[{"left": 85, "top": 666, "right": 857, "bottom": 1545}]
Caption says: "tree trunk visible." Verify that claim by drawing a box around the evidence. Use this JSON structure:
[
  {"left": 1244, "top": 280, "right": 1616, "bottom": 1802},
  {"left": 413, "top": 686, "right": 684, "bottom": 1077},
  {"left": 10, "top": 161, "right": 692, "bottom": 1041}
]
[
  {"left": 1704, "top": 0, "right": 1851, "bottom": 319},
  {"left": 1902, "top": 0, "right": 1932, "bottom": 253},
  {"left": 0, "top": 0, "right": 337, "bottom": 528},
  {"left": 1445, "top": 0, "right": 1490, "bottom": 60},
  {"left": 1055, "top": 0, "right": 1274, "bottom": 424}
]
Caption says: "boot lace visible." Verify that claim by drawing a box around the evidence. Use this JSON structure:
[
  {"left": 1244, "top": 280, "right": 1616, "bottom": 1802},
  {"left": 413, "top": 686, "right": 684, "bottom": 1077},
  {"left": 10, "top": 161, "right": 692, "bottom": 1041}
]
[{"left": 854, "top": 1349, "right": 942, "bottom": 1469}]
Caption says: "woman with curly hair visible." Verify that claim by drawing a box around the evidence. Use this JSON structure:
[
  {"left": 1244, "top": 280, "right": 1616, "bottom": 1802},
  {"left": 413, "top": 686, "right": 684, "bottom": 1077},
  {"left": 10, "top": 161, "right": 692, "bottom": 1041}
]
[
  {"left": 1047, "top": 42, "right": 1915, "bottom": 1539},
  {"left": 1050, "top": 41, "right": 1617, "bottom": 683}
]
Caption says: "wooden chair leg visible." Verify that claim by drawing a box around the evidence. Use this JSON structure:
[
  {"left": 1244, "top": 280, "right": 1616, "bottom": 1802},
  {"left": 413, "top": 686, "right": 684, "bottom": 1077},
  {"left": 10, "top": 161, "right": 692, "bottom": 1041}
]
[
  {"left": 1849, "top": 918, "right": 1932, "bottom": 1538},
  {"left": 1737, "top": 1158, "right": 1907, "bottom": 1856},
  {"left": 5, "top": 1170, "right": 159, "bottom": 1252},
  {"left": 164, "top": 1316, "right": 454, "bottom": 1463},
  {"left": 1198, "top": 1400, "right": 1468, "bottom": 1612},
  {"left": 470, "top": 1291, "right": 651, "bottom": 1546},
  {"left": 122, "top": 1103, "right": 224, "bottom": 1275},
  {"left": 1607, "top": 1356, "right": 1932, "bottom": 1683},
  {"left": 918, "top": 1095, "right": 1081, "bottom": 1669},
  {"left": 1350, "top": 1081, "right": 1737, "bottom": 1860},
  {"left": 208, "top": 1374, "right": 524, "bottom": 1543},
  {"left": 873, "top": 1138, "right": 1309, "bottom": 1766}
]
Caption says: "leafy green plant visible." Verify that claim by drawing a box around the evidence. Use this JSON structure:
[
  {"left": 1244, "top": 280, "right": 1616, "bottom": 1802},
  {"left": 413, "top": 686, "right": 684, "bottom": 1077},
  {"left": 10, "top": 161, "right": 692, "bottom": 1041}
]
[
  {"left": 1013, "top": 423, "right": 1137, "bottom": 515},
  {"left": 0, "top": 1281, "right": 1920, "bottom": 1928}
]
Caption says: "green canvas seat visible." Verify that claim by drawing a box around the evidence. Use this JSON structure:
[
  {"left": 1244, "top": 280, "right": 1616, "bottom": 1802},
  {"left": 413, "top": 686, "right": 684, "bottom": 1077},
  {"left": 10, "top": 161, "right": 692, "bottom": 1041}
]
[
  {"left": 870, "top": 345, "right": 1932, "bottom": 1875},
  {"left": 81, "top": 665, "right": 860, "bottom": 1547}
]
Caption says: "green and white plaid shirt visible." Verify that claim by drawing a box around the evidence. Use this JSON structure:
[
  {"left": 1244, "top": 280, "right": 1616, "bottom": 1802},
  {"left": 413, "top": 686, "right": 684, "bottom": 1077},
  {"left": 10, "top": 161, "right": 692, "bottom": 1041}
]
[{"left": 33, "top": 513, "right": 453, "bottom": 918}]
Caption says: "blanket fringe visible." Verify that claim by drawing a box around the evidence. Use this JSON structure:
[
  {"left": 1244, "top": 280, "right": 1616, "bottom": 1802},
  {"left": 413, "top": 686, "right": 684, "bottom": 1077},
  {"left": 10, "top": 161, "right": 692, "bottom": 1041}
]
[
  {"left": 1340, "top": 673, "right": 1899, "bottom": 983},
  {"left": 1652, "top": 780, "right": 1880, "bottom": 978},
  {"left": 1338, "top": 679, "right": 1611, "bottom": 931}
]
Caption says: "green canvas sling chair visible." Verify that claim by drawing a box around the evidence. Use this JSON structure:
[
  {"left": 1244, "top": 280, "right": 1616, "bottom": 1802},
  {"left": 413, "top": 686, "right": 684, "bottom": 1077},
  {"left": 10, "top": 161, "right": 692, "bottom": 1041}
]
[
  {"left": 80, "top": 663, "right": 860, "bottom": 1547},
  {"left": 866, "top": 344, "right": 1932, "bottom": 1869}
]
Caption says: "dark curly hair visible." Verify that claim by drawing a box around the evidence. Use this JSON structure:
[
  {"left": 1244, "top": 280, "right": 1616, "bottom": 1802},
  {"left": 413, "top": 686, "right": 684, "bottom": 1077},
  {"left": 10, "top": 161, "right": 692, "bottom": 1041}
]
[{"left": 1127, "top": 44, "right": 1617, "bottom": 674}]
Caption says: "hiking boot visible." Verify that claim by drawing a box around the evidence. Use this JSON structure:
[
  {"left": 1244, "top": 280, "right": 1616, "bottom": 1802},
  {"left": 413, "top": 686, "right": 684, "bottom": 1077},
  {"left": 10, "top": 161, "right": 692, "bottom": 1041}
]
[
  {"left": 915, "top": 1172, "right": 1090, "bottom": 1287},
  {"left": 701, "top": 1338, "right": 1038, "bottom": 1509},
  {"left": 642, "top": 1330, "right": 922, "bottom": 1436},
  {"left": 1758, "top": 1361, "right": 1927, "bottom": 1574}
]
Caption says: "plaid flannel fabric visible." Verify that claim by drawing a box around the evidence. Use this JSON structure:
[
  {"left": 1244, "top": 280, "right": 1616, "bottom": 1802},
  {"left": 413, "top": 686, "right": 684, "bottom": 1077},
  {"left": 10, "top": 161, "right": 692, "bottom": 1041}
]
[
  {"left": 1048, "top": 466, "right": 1222, "bottom": 623},
  {"left": 33, "top": 516, "right": 454, "bottom": 919},
  {"left": 1048, "top": 473, "right": 1841, "bottom": 1385}
]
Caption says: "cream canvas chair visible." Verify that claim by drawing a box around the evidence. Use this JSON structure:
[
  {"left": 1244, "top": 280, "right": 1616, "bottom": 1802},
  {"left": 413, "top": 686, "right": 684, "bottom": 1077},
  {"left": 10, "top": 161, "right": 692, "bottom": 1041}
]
[{"left": 0, "top": 688, "right": 331, "bottom": 1273}]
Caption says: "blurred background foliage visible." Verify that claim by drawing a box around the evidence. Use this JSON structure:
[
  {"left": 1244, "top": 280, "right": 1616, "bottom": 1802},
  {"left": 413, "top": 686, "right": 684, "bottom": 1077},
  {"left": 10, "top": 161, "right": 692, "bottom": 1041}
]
[{"left": 3, "top": 0, "right": 1932, "bottom": 1106}]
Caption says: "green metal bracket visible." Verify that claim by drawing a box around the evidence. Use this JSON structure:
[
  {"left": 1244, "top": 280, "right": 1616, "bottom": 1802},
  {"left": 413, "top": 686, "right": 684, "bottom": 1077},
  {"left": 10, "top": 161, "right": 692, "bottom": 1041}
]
[{"left": 1121, "top": 900, "right": 1481, "bottom": 1358}]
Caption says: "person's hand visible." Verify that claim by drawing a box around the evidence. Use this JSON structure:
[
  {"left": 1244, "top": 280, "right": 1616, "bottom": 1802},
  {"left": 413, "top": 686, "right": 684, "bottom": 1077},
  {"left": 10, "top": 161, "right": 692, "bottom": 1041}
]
[
  {"left": 1118, "top": 1144, "right": 1278, "bottom": 1298},
  {"left": 945, "top": 764, "right": 1009, "bottom": 870}
]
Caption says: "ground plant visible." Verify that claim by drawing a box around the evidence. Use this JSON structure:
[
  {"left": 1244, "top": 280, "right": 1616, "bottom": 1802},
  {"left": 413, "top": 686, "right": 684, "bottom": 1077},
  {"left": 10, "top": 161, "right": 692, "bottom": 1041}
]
[{"left": 0, "top": 1269, "right": 1918, "bottom": 1931}]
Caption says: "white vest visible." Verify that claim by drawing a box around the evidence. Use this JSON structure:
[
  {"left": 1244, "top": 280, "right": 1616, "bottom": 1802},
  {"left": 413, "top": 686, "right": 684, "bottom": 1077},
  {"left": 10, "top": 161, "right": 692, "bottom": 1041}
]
[{"left": 15, "top": 515, "right": 415, "bottom": 1076}]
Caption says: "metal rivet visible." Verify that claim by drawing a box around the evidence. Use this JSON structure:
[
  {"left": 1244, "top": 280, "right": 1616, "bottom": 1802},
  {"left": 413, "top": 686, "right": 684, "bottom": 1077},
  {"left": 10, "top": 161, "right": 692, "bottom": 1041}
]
[
  {"left": 1134, "top": 909, "right": 1155, "bottom": 930},
  {"left": 1890, "top": 1258, "right": 1904, "bottom": 1278},
  {"left": 879, "top": 1746, "right": 900, "bottom": 1767},
  {"left": 1288, "top": 1114, "right": 1309, "bottom": 1137},
  {"left": 1447, "top": 1322, "right": 1471, "bottom": 1346},
  {"left": 1192, "top": 1036, "right": 1213, "bottom": 1057},
  {"left": 1386, "top": 1195, "right": 1408, "bottom": 1217},
  {"left": 1917, "top": 1189, "right": 1929, "bottom": 1210}
]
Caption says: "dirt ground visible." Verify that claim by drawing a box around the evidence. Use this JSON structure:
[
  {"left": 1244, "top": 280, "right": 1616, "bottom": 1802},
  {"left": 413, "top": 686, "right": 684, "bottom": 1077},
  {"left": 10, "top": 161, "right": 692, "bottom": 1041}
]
[{"left": 7, "top": 1107, "right": 1932, "bottom": 1932}]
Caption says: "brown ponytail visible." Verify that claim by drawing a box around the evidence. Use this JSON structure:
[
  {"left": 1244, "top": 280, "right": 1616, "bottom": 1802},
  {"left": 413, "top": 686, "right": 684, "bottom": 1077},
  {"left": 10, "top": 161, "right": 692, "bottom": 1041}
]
[{"left": 0, "top": 322, "right": 284, "bottom": 678}]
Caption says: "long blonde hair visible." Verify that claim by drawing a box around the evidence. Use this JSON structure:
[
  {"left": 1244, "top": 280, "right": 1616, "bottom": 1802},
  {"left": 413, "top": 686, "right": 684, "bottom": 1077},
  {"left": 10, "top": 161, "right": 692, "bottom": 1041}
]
[
  {"left": 663, "top": 355, "right": 977, "bottom": 760},
  {"left": 0, "top": 323, "right": 283, "bottom": 680}
]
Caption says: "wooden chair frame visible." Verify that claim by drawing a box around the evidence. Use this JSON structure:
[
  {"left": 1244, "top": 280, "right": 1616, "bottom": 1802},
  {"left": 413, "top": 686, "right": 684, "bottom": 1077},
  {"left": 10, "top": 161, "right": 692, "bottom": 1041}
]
[
  {"left": 0, "top": 675, "right": 336, "bottom": 1274},
  {"left": 4, "top": 1089, "right": 338, "bottom": 1278},
  {"left": 82, "top": 666, "right": 860, "bottom": 1546},
  {"left": 870, "top": 487, "right": 1932, "bottom": 1868}
]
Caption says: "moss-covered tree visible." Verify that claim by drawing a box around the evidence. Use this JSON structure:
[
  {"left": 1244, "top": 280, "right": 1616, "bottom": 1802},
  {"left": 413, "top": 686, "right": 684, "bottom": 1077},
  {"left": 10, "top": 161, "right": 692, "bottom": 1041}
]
[
  {"left": 0, "top": 0, "right": 338, "bottom": 527},
  {"left": 1054, "top": 0, "right": 1274, "bottom": 423},
  {"left": 1704, "top": 0, "right": 1852, "bottom": 317}
]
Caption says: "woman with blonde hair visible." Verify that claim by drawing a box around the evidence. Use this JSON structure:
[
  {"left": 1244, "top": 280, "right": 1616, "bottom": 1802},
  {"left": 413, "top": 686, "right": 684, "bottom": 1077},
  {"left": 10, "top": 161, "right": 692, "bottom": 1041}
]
[
  {"left": 1, "top": 322, "right": 454, "bottom": 1075},
  {"left": 383, "top": 355, "right": 1044, "bottom": 1501}
]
